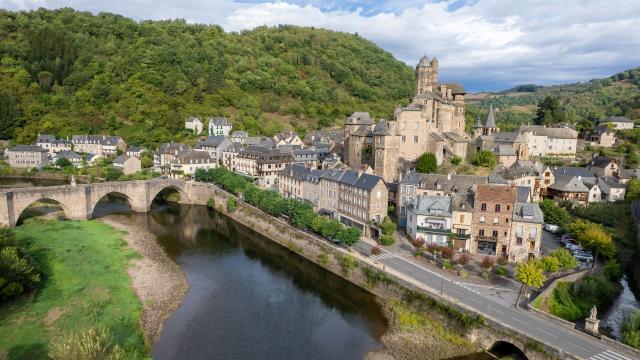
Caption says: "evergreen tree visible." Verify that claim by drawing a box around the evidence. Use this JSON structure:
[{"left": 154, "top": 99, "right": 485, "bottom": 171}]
[{"left": 416, "top": 152, "right": 438, "bottom": 173}]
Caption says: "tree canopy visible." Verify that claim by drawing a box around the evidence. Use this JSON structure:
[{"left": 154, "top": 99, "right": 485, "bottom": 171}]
[
  {"left": 471, "top": 150, "right": 497, "bottom": 168},
  {"left": 0, "top": 8, "right": 415, "bottom": 145},
  {"left": 415, "top": 152, "right": 438, "bottom": 173}
]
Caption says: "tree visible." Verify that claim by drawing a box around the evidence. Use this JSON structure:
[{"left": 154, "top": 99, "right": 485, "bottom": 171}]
[
  {"left": 627, "top": 179, "right": 640, "bottom": 201},
  {"left": 104, "top": 167, "right": 123, "bottom": 181},
  {"left": 416, "top": 152, "right": 438, "bottom": 173},
  {"left": 337, "top": 227, "right": 361, "bottom": 246},
  {"left": 549, "top": 248, "right": 578, "bottom": 270},
  {"left": 540, "top": 256, "right": 561, "bottom": 273},
  {"left": 480, "top": 256, "right": 495, "bottom": 270},
  {"left": 535, "top": 96, "right": 565, "bottom": 126},
  {"left": 539, "top": 199, "right": 572, "bottom": 228},
  {"left": 569, "top": 220, "right": 616, "bottom": 270},
  {"left": 321, "top": 219, "right": 342, "bottom": 239},
  {"left": 380, "top": 216, "right": 396, "bottom": 236},
  {"left": 55, "top": 157, "right": 72, "bottom": 168},
  {"left": 471, "top": 150, "right": 497, "bottom": 168},
  {"left": 515, "top": 260, "right": 546, "bottom": 307}
]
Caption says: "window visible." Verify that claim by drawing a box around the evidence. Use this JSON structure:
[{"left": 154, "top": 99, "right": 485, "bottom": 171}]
[
  {"left": 414, "top": 122, "right": 420, "bottom": 130},
  {"left": 401, "top": 135, "right": 406, "bottom": 143},
  {"left": 480, "top": 216, "right": 485, "bottom": 224},
  {"left": 478, "top": 229, "right": 485, "bottom": 236},
  {"left": 481, "top": 203, "right": 487, "bottom": 211},
  {"left": 413, "top": 136, "right": 418, "bottom": 143},
  {"left": 493, "top": 217, "right": 499, "bottom": 224},
  {"left": 495, "top": 204, "right": 501, "bottom": 212},
  {"left": 516, "top": 237, "right": 523, "bottom": 245},
  {"left": 530, "top": 227, "right": 538, "bottom": 239},
  {"left": 402, "top": 122, "right": 406, "bottom": 130},
  {"left": 492, "top": 230, "right": 499, "bottom": 238}
]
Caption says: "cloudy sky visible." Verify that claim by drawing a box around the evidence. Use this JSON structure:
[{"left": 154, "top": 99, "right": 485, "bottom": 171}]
[{"left": 3, "top": 0, "right": 640, "bottom": 91}]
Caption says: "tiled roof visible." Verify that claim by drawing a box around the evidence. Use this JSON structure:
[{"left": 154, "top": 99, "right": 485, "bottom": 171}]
[
  {"left": 513, "top": 202, "right": 543, "bottom": 223},
  {"left": 597, "top": 116, "right": 633, "bottom": 123},
  {"left": 548, "top": 175, "right": 589, "bottom": 193},
  {"left": 409, "top": 194, "right": 452, "bottom": 216},
  {"left": 519, "top": 125, "right": 578, "bottom": 139},
  {"left": 9, "top": 145, "right": 47, "bottom": 152},
  {"left": 550, "top": 166, "right": 593, "bottom": 179},
  {"left": 346, "top": 112, "right": 373, "bottom": 125}
]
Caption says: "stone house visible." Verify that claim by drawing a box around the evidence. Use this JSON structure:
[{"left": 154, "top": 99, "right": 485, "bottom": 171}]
[
  {"left": 170, "top": 150, "right": 215, "bottom": 177},
  {"left": 36, "top": 134, "right": 71, "bottom": 155},
  {"left": 208, "top": 117, "right": 232, "bottom": 136},
  {"left": 498, "top": 160, "right": 545, "bottom": 202},
  {"left": 195, "top": 136, "right": 233, "bottom": 165},
  {"left": 72, "top": 135, "right": 126, "bottom": 156},
  {"left": 278, "top": 163, "right": 309, "bottom": 201},
  {"left": 493, "top": 144, "right": 518, "bottom": 167},
  {"left": 589, "top": 156, "right": 619, "bottom": 177},
  {"left": 7, "top": 145, "right": 49, "bottom": 168},
  {"left": 185, "top": 116, "right": 204, "bottom": 135},
  {"left": 293, "top": 148, "right": 319, "bottom": 168},
  {"left": 451, "top": 193, "right": 474, "bottom": 252},
  {"left": 509, "top": 203, "right": 543, "bottom": 262},
  {"left": 336, "top": 170, "right": 388, "bottom": 237},
  {"left": 236, "top": 146, "right": 294, "bottom": 188},
  {"left": 546, "top": 176, "right": 590, "bottom": 204},
  {"left": 519, "top": 125, "right": 578, "bottom": 158},
  {"left": 318, "top": 168, "right": 343, "bottom": 217},
  {"left": 154, "top": 143, "right": 190, "bottom": 173},
  {"left": 126, "top": 146, "right": 144, "bottom": 158},
  {"left": 471, "top": 185, "right": 517, "bottom": 259},
  {"left": 596, "top": 116, "right": 634, "bottom": 130},
  {"left": 53, "top": 150, "right": 83, "bottom": 168},
  {"left": 406, "top": 195, "right": 452, "bottom": 247},
  {"left": 589, "top": 125, "right": 616, "bottom": 148},
  {"left": 221, "top": 142, "right": 243, "bottom": 171},
  {"left": 113, "top": 155, "right": 142, "bottom": 175},
  {"left": 598, "top": 176, "right": 626, "bottom": 202},
  {"left": 396, "top": 171, "right": 490, "bottom": 227}
]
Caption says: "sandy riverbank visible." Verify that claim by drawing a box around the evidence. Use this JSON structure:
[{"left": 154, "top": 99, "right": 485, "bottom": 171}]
[{"left": 99, "top": 215, "right": 189, "bottom": 346}]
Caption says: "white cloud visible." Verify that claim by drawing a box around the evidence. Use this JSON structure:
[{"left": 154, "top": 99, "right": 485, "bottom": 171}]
[{"left": 2, "top": 0, "right": 640, "bottom": 90}]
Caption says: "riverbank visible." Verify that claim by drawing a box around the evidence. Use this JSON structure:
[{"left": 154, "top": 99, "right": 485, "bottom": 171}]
[
  {"left": 99, "top": 215, "right": 189, "bottom": 346},
  {"left": 0, "top": 219, "right": 147, "bottom": 359}
]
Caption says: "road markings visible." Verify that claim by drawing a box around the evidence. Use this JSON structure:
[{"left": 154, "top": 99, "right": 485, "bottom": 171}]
[
  {"left": 511, "top": 317, "right": 528, "bottom": 326},
  {"left": 589, "top": 350, "right": 635, "bottom": 360},
  {"left": 535, "top": 327, "right": 556, "bottom": 337},
  {"left": 371, "top": 252, "right": 395, "bottom": 261}
]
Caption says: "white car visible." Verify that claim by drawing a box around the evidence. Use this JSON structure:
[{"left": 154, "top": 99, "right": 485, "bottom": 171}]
[
  {"left": 544, "top": 223, "right": 560, "bottom": 233},
  {"left": 565, "top": 243, "right": 583, "bottom": 252}
]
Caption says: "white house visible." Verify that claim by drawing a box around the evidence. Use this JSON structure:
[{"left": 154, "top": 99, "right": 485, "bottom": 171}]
[
  {"left": 519, "top": 125, "right": 578, "bottom": 158},
  {"left": 208, "top": 117, "right": 232, "bottom": 136},
  {"left": 598, "top": 176, "right": 626, "bottom": 202},
  {"left": 53, "top": 150, "right": 83, "bottom": 168},
  {"left": 170, "top": 149, "right": 216, "bottom": 177},
  {"left": 36, "top": 134, "right": 71, "bottom": 155},
  {"left": 185, "top": 116, "right": 204, "bottom": 135},
  {"left": 596, "top": 116, "right": 635, "bottom": 130},
  {"left": 113, "top": 155, "right": 142, "bottom": 175},
  {"left": 406, "top": 194, "right": 452, "bottom": 247}
]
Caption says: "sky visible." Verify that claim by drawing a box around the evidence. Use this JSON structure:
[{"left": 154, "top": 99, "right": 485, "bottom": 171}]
[{"left": 2, "top": 0, "right": 640, "bottom": 92}]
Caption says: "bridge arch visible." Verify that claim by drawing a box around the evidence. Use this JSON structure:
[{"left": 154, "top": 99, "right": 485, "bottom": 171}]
[
  {"left": 146, "top": 183, "right": 192, "bottom": 211},
  {"left": 90, "top": 191, "right": 136, "bottom": 217},
  {"left": 14, "top": 197, "right": 76, "bottom": 226},
  {"left": 489, "top": 341, "right": 528, "bottom": 360}
]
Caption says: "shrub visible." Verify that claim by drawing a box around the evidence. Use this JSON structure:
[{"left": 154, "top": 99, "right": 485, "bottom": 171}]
[
  {"left": 497, "top": 257, "right": 508, "bottom": 266},
  {"left": 440, "top": 247, "right": 454, "bottom": 260},
  {"left": 457, "top": 253, "right": 470, "bottom": 265},
  {"left": 540, "top": 256, "right": 561, "bottom": 273},
  {"left": 416, "top": 152, "right": 438, "bottom": 173},
  {"left": 337, "top": 227, "right": 361, "bottom": 246},
  {"left": 548, "top": 275, "right": 616, "bottom": 321},
  {"left": 458, "top": 268, "right": 469, "bottom": 278},
  {"left": 380, "top": 216, "right": 396, "bottom": 236},
  {"left": 495, "top": 266, "right": 508, "bottom": 276},
  {"left": 49, "top": 327, "right": 124, "bottom": 360},
  {"left": 317, "top": 253, "right": 329, "bottom": 266},
  {"left": 371, "top": 246, "right": 382, "bottom": 256},
  {"left": 206, "top": 197, "right": 215, "bottom": 209},
  {"left": 378, "top": 234, "right": 395, "bottom": 246},
  {"left": 426, "top": 243, "right": 441, "bottom": 254},
  {"left": 442, "top": 260, "right": 453, "bottom": 270},
  {"left": 227, "top": 197, "right": 237, "bottom": 212},
  {"left": 480, "top": 256, "right": 495, "bottom": 270},
  {"left": 548, "top": 248, "right": 578, "bottom": 270},
  {"left": 621, "top": 310, "right": 640, "bottom": 349},
  {"left": 411, "top": 238, "right": 425, "bottom": 249},
  {"left": 321, "top": 219, "right": 343, "bottom": 240},
  {"left": 451, "top": 156, "right": 462, "bottom": 165},
  {"left": 481, "top": 271, "right": 490, "bottom": 280},
  {"left": 604, "top": 259, "right": 623, "bottom": 281},
  {"left": 471, "top": 150, "right": 497, "bottom": 168},
  {"left": 337, "top": 254, "right": 358, "bottom": 274},
  {"left": 0, "top": 229, "right": 41, "bottom": 303}
]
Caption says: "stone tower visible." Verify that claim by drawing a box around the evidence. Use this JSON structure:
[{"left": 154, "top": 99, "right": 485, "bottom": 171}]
[
  {"left": 415, "top": 55, "right": 439, "bottom": 96},
  {"left": 482, "top": 104, "right": 499, "bottom": 136},
  {"left": 373, "top": 120, "right": 400, "bottom": 182},
  {"left": 473, "top": 115, "right": 485, "bottom": 139}
]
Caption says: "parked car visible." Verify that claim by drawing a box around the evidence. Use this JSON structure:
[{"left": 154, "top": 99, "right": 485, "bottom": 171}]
[
  {"left": 574, "top": 252, "right": 594, "bottom": 262},
  {"left": 560, "top": 235, "right": 576, "bottom": 244},
  {"left": 544, "top": 223, "right": 560, "bottom": 233},
  {"left": 564, "top": 243, "right": 583, "bottom": 252}
]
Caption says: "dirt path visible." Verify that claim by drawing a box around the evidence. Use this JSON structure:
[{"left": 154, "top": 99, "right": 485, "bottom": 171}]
[{"left": 99, "top": 216, "right": 189, "bottom": 346}]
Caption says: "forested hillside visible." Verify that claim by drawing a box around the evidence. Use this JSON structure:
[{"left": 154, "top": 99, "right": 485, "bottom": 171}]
[
  {"left": 467, "top": 68, "right": 640, "bottom": 131},
  {"left": 0, "top": 8, "right": 414, "bottom": 147}
]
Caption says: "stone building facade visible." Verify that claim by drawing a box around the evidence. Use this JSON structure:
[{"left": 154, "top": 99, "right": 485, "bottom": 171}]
[
  {"left": 6, "top": 145, "right": 49, "bottom": 168},
  {"left": 344, "top": 56, "right": 469, "bottom": 182},
  {"left": 471, "top": 185, "right": 517, "bottom": 259}
]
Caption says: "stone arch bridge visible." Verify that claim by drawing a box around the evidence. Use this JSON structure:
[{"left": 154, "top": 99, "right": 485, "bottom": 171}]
[{"left": 0, "top": 179, "right": 213, "bottom": 227}]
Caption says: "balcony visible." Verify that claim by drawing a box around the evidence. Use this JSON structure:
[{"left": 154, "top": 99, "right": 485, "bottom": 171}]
[
  {"left": 416, "top": 226, "right": 451, "bottom": 235},
  {"left": 476, "top": 235, "right": 498, "bottom": 243},
  {"left": 452, "top": 232, "right": 471, "bottom": 240}
]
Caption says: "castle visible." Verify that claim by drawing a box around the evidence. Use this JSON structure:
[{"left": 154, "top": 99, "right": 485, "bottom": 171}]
[{"left": 344, "top": 56, "right": 469, "bottom": 182}]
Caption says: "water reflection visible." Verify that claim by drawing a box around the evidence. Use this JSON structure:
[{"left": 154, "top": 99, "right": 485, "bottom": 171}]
[{"left": 94, "top": 199, "right": 387, "bottom": 360}]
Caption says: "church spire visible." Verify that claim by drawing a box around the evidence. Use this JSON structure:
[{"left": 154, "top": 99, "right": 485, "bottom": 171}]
[{"left": 486, "top": 104, "right": 497, "bottom": 128}]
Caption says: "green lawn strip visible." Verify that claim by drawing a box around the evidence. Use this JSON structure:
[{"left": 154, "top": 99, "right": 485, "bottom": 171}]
[{"left": 0, "top": 218, "right": 147, "bottom": 359}]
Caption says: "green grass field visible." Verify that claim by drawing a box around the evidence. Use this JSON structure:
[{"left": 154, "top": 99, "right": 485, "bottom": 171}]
[{"left": 0, "top": 219, "right": 147, "bottom": 359}]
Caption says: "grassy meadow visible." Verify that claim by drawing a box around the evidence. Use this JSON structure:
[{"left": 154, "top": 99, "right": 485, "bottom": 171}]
[{"left": 0, "top": 219, "right": 147, "bottom": 359}]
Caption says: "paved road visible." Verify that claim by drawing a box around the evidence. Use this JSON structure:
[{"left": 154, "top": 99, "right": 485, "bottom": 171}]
[{"left": 356, "top": 241, "right": 633, "bottom": 360}]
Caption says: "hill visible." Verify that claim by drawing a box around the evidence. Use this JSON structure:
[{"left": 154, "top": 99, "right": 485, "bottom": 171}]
[
  {"left": 0, "top": 8, "right": 415, "bottom": 147},
  {"left": 465, "top": 68, "right": 640, "bottom": 131}
]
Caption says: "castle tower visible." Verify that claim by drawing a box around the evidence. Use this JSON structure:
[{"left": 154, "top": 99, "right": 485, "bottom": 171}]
[
  {"left": 415, "top": 55, "right": 439, "bottom": 96},
  {"left": 373, "top": 120, "right": 400, "bottom": 182},
  {"left": 473, "top": 115, "right": 485, "bottom": 139}
]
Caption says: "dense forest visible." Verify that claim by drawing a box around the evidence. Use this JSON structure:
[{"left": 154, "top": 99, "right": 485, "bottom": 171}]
[
  {"left": 468, "top": 68, "right": 640, "bottom": 131},
  {"left": 0, "top": 8, "right": 415, "bottom": 147}
]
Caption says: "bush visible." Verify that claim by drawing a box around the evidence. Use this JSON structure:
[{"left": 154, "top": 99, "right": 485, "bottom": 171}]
[
  {"left": 621, "top": 310, "right": 640, "bottom": 349},
  {"left": 480, "top": 256, "right": 495, "bottom": 270},
  {"left": 481, "top": 271, "right": 490, "bottom": 280},
  {"left": 458, "top": 268, "right": 469, "bottom": 278},
  {"left": 206, "top": 197, "right": 215, "bottom": 209},
  {"left": 471, "top": 150, "right": 497, "bottom": 168},
  {"left": 317, "top": 253, "right": 329, "bottom": 266},
  {"left": 227, "top": 197, "right": 237, "bottom": 212},
  {"left": 540, "top": 256, "right": 561, "bottom": 273},
  {"left": 456, "top": 253, "right": 470, "bottom": 265},
  {"left": 548, "top": 275, "right": 616, "bottom": 321},
  {"left": 548, "top": 248, "right": 578, "bottom": 270},
  {"left": 336, "top": 227, "right": 361, "bottom": 246},
  {"left": 49, "top": 327, "right": 124, "bottom": 360},
  {"left": 321, "top": 219, "right": 342, "bottom": 240},
  {"left": 0, "top": 228, "right": 40, "bottom": 303},
  {"left": 495, "top": 266, "right": 508, "bottom": 276},
  {"left": 451, "top": 156, "right": 462, "bottom": 165},
  {"left": 337, "top": 254, "right": 358, "bottom": 274},
  {"left": 411, "top": 238, "right": 425, "bottom": 249},
  {"left": 539, "top": 199, "right": 572, "bottom": 229},
  {"left": 604, "top": 259, "right": 623, "bottom": 281},
  {"left": 378, "top": 234, "right": 395, "bottom": 246},
  {"left": 497, "top": 257, "right": 508, "bottom": 266},
  {"left": 440, "top": 247, "right": 454, "bottom": 260},
  {"left": 416, "top": 152, "right": 438, "bottom": 173},
  {"left": 380, "top": 216, "right": 396, "bottom": 236},
  {"left": 371, "top": 246, "right": 382, "bottom": 256},
  {"left": 442, "top": 260, "right": 453, "bottom": 270}
]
